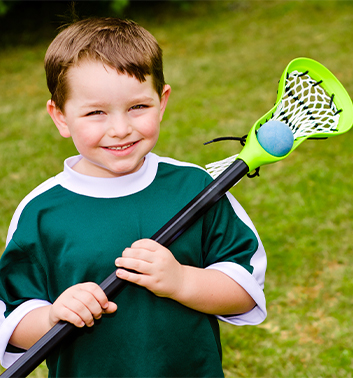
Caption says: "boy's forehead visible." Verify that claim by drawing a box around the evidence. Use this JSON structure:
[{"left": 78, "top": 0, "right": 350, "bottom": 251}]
[
  {"left": 67, "top": 59, "right": 152, "bottom": 87},
  {"left": 65, "top": 61, "right": 158, "bottom": 103}
]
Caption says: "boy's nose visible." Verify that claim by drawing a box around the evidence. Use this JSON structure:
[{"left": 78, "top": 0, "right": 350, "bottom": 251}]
[{"left": 107, "top": 114, "right": 132, "bottom": 139}]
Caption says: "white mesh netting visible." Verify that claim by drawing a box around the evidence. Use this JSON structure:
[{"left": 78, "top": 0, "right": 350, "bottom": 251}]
[
  {"left": 205, "top": 154, "right": 239, "bottom": 179},
  {"left": 271, "top": 70, "right": 340, "bottom": 138},
  {"left": 206, "top": 70, "right": 341, "bottom": 179}
]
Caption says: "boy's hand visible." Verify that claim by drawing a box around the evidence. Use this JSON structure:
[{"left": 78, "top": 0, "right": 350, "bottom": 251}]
[
  {"left": 49, "top": 283, "right": 117, "bottom": 328},
  {"left": 115, "top": 239, "right": 184, "bottom": 299},
  {"left": 115, "top": 240, "right": 256, "bottom": 317}
]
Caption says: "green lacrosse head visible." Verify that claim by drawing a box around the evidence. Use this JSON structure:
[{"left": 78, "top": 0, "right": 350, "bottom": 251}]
[{"left": 237, "top": 57, "right": 353, "bottom": 172}]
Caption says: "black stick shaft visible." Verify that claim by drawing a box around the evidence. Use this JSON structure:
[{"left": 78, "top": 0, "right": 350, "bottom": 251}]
[{"left": 1, "top": 159, "right": 249, "bottom": 378}]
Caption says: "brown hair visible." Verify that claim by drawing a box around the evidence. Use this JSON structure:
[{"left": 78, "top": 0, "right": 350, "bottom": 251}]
[{"left": 45, "top": 17, "right": 165, "bottom": 111}]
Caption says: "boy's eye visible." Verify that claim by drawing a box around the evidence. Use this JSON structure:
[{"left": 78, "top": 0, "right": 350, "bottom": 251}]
[
  {"left": 86, "top": 110, "right": 105, "bottom": 116},
  {"left": 130, "top": 104, "right": 147, "bottom": 111}
]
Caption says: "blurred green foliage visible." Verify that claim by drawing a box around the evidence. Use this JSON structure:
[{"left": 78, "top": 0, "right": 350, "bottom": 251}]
[
  {"left": 0, "top": 0, "right": 193, "bottom": 46},
  {"left": 0, "top": 0, "right": 7, "bottom": 15},
  {"left": 0, "top": 0, "right": 192, "bottom": 19},
  {"left": 0, "top": 0, "right": 130, "bottom": 16}
]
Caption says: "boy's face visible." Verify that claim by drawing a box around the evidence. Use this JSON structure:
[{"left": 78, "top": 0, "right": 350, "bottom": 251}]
[{"left": 48, "top": 60, "right": 170, "bottom": 178}]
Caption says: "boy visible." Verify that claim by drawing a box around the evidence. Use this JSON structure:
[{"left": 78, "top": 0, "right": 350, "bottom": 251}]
[{"left": 0, "top": 18, "right": 266, "bottom": 377}]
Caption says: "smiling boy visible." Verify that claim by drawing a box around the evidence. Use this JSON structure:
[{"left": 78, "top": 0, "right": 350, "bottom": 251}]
[
  {"left": 49, "top": 62, "right": 169, "bottom": 178},
  {"left": 0, "top": 18, "right": 267, "bottom": 377}
]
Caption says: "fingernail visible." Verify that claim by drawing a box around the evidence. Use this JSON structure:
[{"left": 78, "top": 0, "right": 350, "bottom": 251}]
[{"left": 116, "top": 269, "right": 125, "bottom": 278}]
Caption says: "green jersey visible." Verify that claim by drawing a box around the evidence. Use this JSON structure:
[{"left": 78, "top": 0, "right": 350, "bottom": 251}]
[{"left": 0, "top": 153, "right": 266, "bottom": 377}]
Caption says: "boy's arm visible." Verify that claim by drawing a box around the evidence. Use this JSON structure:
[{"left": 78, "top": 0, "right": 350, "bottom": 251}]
[
  {"left": 9, "top": 305, "right": 52, "bottom": 350},
  {"left": 168, "top": 265, "right": 255, "bottom": 315},
  {"left": 116, "top": 239, "right": 255, "bottom": 315},
  {"left": 9, "top": 283, "right": 117, "bottom": 350}
]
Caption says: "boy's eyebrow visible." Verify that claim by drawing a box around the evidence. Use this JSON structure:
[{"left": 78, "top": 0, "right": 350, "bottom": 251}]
[
  {"left": 81, "top": 96, "right": 155, "bottom": 109},
  {"left": 81, "top": 101, "right": 109, "bottom": 109},
  {"left": 127, "top": 95, "right": 156, "bottom": 104}
]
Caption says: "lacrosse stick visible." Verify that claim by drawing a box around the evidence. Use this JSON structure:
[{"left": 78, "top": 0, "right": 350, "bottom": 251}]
[{"left": 2, "top": 57, "right": 352, "bottom": 378}]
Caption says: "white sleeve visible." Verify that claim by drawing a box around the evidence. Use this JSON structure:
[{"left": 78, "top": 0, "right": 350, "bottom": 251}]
[
  {"left": 206, "top": 262, "right": 266, "bottom": 325},
  {"left": 0, "top": 299, "right": 51, "bottom": 368},
  {"left": 206, "top": 192, "right": 267, "bottom": 326}
]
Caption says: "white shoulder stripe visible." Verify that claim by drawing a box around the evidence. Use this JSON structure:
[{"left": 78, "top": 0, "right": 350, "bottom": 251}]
[
  {"left": 6, "top": 177, "right": 58, "bottom": 246},
  {"left": 225, "top": 192, "right": 267, "bottom": 289},
  {"left": 158, "top": 156, "right": 208, "bottom": 172},
  {"left": 205, "top": 192, "right": 267, "bottom": 325}
]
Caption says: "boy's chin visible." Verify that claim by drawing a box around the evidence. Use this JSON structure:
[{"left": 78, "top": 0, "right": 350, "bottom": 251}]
[{"left": 72, "top": 155, "right": 146, "bottom": 178}]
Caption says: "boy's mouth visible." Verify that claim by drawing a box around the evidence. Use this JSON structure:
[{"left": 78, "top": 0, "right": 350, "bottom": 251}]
[{"left": 105, "top": 142, "right": 136, "bottom": 151}]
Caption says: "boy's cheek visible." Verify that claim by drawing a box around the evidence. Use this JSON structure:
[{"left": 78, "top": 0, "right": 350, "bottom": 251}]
[{"left": 71, "top": 130, "right": 101, "bottom": 148}]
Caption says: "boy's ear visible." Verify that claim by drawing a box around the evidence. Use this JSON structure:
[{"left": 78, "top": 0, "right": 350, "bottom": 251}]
[
  {"left": 159, "top": 85, "right": 171, "bottom": 122},
  {"left": 46, "top": 100, "right": 71, "bottom": 138}
]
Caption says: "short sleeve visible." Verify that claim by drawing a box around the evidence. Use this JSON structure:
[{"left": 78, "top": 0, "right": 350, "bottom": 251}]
[
  {"left": 0, "top": 239, "right": 51, "bottom": 368},
  {"left": 202, "top": 194, "right": 259, "bottom": 271},
  {"left": 0, "top": 239, "right": 49, "bottom": 315},
  {"left": 203, "top": 192, "right": 267, "bottom": 325}
]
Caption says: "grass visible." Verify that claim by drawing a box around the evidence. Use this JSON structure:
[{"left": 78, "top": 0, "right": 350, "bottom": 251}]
[{"left": 1, "top": 1, "right": 353, "bottom": 377}]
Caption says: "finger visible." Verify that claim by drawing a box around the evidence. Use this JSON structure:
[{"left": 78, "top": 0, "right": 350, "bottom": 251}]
[
  {"left": 130, "top": 239, "right": 160, "bottom": 251},
  {"left": 116, "top": 257, "right": 153, "bottom": 274},
  {"left": 130, "top": 240, "right": 171, "bottom": 261},
  {"left": 57, "top": 306, "right": 86, "bottom": 328},
  {"left": 58, "top": 300, "right": 95, "bottom": 327},
  {"left": 50, "top": 303, "right": 86, "bottom": 328},
  {"left": 115, "top": 256, "right": 152, "bottom": 274},
  {"left": 77, "top": 283, "right": 117, "bottom": 316},
  {"left": 120, "top": 247, "right": 155, "bottom": 263},
  {"left": 71, "top": 297, "right": 100, "bottom": 327},
  {"left": 116, "top": 268, "right": 151, "bottom": 287},
  {"left": 103, "top": 302, "right": 118, "bottom": 314},
  {"left": 78, "top": 283, "right": 110, "bottom": 311},
  {"left": 72, "top": 290, "right": 104, "bottom": 321}
]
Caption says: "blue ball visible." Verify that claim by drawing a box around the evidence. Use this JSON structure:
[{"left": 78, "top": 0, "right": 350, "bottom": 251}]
[{"left": 257, "top": 120, "right": 294, "bottom": 157}]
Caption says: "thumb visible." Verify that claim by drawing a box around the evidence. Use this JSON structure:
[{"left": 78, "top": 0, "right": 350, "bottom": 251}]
[{"left": 103, "top": 301, "right": 118, "bottom": 314}]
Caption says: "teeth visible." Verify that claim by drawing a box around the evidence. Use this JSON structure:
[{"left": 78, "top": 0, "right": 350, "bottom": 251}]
[{"left": 108, "top": 143, "right": 134, "bottom": 151}]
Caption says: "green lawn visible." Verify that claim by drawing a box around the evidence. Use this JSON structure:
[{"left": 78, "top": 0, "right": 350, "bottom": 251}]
[{"left": 1, "top": 1, "right": 353, "bottom": 377}]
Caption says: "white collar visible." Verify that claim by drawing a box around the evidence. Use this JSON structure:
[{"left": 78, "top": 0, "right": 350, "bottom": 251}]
[{"left": 57, "top": 153, "right": 159, "bottom": 198}]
